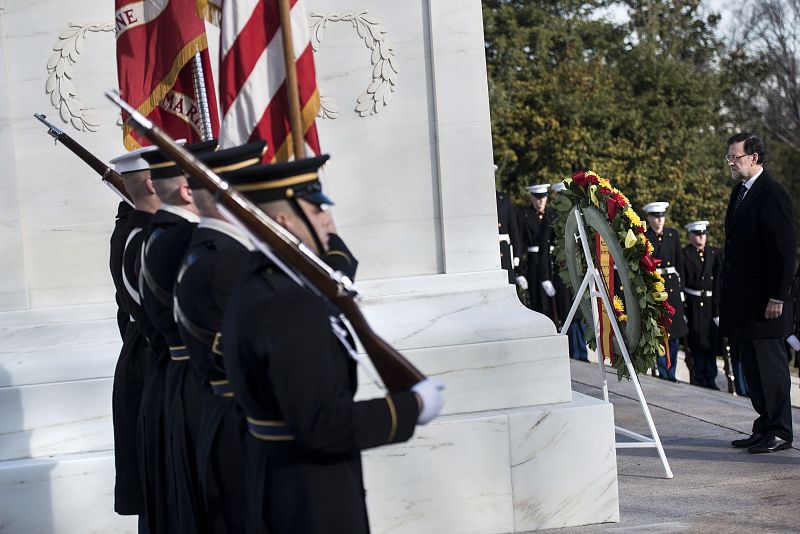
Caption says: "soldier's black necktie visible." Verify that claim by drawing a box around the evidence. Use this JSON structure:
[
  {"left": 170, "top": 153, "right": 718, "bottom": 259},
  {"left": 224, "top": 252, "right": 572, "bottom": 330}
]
[{"left": 733, "top": 184, "right": 747, "bottom": 214}]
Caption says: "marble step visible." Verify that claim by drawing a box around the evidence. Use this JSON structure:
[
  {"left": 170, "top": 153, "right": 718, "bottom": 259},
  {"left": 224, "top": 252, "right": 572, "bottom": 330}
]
[{"left": 0, "top": 393, "right": 618, "bottom": 534}]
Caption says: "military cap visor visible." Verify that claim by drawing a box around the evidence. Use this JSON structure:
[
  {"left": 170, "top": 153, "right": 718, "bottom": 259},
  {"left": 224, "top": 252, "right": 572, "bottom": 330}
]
[
  {"left": 186, "top": 140, "right": 267, "bottom": 189},
  {"left": 141, "top": 139, "right": 219, "bottom": 179},
  {"left": 221, "top": 154, "right": 333, "bottom": 205}
]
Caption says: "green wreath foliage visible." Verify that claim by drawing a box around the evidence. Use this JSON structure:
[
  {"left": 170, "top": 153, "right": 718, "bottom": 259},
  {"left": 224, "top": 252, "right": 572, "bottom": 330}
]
[{"left": 551, "top": 170, "right": 675, "bottom": 379}]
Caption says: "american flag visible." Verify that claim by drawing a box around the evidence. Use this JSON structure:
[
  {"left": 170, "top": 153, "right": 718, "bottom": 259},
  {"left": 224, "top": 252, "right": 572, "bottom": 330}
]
[{"left": 207, "top": 0, "right": 321, "bottom": 161}]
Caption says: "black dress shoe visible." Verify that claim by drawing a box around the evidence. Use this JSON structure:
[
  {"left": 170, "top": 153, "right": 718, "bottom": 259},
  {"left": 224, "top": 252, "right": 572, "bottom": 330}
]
[
  {"left": 748, "top": 435, "right": 792, "bottom": 454},
  {"left": 731, "top": 433, "right": 765, "bottom": 448}
]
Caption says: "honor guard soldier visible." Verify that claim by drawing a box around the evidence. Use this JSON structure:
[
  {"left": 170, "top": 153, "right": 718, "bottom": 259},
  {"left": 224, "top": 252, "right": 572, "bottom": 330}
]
[
  {"left": 643, "top": 202, "right": 689, "bottom": 381},
  {"left": 496, "top": 190, "right": 524, "bottom": 286},
  {"left": 138, "top": 139, "right": 217, "bottom": 534},
  {"left": 682, "top": 220, "right": 723, "bottom": 389},
  {"left": 551, "top": 182, "right": 588, "bottom": 360},
  {"left": 220, "top": 156, "right": 445, "bottom": 534},
  {"left": 171, "top": 140, "right": 266, "bottom": 534},
  {"left": 107, "top": 146, "right": 158, "bottom": 529},
  {"left": 518, "top": 183, "right": 560, "bottom": 318}
]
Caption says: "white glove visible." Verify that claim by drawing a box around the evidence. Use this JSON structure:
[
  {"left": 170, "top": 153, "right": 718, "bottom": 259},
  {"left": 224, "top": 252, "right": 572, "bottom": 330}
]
[
  {"left": 515, "top": 276, "right": 528, "bottom": 290},
  {"left": 787, "top": 334, "right": 800, "bottom": 351},
  {"left": 513, "top": 257, "right": 520, "bottom": 267},
  {"left": 411, "top": 378, "right": 445, "bottom": 425},
  {"left": 541, "top": 280, "right": 556, "bottom": 297},
  {"left": 712, "top": 316, "right": 720, "bottom": 327}
]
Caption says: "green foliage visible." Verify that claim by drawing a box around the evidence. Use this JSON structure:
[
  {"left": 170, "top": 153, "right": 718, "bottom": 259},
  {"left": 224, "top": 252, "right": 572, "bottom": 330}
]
[{"left": 484, "top": 0, "right": 732, "bottom": 246}]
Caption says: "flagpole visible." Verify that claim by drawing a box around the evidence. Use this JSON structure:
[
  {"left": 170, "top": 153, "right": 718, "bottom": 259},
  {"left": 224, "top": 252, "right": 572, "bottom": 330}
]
[
  {"left": 277, "top": 0, "right": 306, "bottom": 159},
  {"left": 191, "top": 46, "right": 214, "bottom": 142}
]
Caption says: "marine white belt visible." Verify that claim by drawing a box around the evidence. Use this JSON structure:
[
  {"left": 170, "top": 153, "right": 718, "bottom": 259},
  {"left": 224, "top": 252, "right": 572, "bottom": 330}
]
[
  {"left": 656, "top": 266, "right": 677, "bottom": 275},
  {"left": 527, "top": 246, "right": 540, "bottom": 252},
  {"left": 499, "top": 233, "right": 510, "bottom": 244},
  {"left": 684, "top": 288, "right": 712, "bottom": 297}
]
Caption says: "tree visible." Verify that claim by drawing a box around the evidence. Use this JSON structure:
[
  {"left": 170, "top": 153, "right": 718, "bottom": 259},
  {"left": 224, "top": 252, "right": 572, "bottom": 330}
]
[{"left": 483, "top": 0, "right": 733, "bottom": 244}]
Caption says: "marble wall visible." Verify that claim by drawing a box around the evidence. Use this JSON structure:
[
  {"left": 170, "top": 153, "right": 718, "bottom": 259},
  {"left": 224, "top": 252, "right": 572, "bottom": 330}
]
[{"left": 0, "top": 0, "right": 620, "bottom": 532}]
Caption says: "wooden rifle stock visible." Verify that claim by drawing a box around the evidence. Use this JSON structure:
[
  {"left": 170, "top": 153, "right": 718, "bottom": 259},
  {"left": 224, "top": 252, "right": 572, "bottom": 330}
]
[
  {"left": 34, "top": 113, "right": 133, "bottom": 206},
  {"left": 105, "top": 91, "right": 424, "bottom": 392}
]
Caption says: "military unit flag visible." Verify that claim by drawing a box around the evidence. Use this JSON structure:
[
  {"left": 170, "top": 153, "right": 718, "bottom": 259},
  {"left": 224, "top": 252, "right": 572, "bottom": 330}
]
[{"left": 115, "top": 0, "right": 220, "bottom": 149}]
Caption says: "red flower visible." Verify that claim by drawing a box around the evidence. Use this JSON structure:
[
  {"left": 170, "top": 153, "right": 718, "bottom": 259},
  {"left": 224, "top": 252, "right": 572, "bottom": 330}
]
[
  {"left": 572, "top": 170, "right": 588, "bottom": 187},
  {"left": 588, "top": 174, "right": 599, "bottom": 184},
  {"left": 600, "top": 187, "right": 612, "bottom": 196},
  {"left": 607, "top": 197, "right": 619, "bottom": 220},
  {"left": 640, "top": 255, "right": 659, "bottom": 272},
  {"left": 663, "top": 301, "right": 676, "bottom": 317},
  {"left": 611, "top": 192, "right": 627, "bottom": 207},
  {"left": 658, "top": 314, "right": 673, "bottom": 328},
  {"left": 635, "top": 225, "right": 645, "bottom": 234}
]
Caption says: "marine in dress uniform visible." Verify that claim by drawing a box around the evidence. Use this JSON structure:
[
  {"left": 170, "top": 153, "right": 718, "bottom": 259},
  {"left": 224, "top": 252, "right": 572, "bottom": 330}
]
[
  {"left": 496, "top": 190, "right": 523, "bottom": 285},
  {"left": 107, "top": 147, "right": 158, "bottom": 525},
  {"left": 643, "top": 202, "right": 689, "bottom": 381},
  {"left": 550, "top": 182, "right": 587, "bottom": 360},
  {"left": 518, "top": 184, "right": 560, "bottom": 318},
  {"left": 220, "top": 156, "right": 445, "bottom": 534},
  {"left": 138, "top": 139, "right": 217, "bottom": 534},
  {"left": 681, "top": 220, "right": 723, "bottom": 389},
  {"left": 171, "top": 141, "right": 266, "bottom": 534}
]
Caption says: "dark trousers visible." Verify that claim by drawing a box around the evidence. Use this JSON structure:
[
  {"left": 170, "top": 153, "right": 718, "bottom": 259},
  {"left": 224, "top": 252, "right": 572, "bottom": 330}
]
[
  {"left": 567, "top": 320, "right": 588, "bottom": 361},
  {"left": 730, "top": 344, "right": 749, "bottom": 396},
  {"left": 656, "top": 338, "right": 680, "bottom": 380},
  {"left": 692, "top": 349, "right": 719, "bottom": 389},
  {"left": 735, "top": 337, "right": 793, "bottom": 441}
]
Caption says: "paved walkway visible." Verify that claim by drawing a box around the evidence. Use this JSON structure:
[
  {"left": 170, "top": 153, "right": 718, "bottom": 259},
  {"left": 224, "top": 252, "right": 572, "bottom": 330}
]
[{"left": 545, "top": 359, "right": 800, "bottom": 534}]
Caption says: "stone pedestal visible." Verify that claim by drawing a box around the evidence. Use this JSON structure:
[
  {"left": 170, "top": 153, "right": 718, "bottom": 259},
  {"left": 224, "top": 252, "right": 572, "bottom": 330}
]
[{"left": 0, "top": 0, "right": 619, "bottom": 531}]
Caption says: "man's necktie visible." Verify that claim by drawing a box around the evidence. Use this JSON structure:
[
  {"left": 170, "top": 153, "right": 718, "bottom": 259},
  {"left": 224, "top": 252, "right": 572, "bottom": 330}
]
[{"left": 733, "top": 184, "right": 747, "bottom": 214}]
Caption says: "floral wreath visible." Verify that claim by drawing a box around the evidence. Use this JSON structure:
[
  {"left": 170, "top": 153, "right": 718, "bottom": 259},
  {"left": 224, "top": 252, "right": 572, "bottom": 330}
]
[{"left": 551, "top": 170, "right": 675, "bottom": 379}]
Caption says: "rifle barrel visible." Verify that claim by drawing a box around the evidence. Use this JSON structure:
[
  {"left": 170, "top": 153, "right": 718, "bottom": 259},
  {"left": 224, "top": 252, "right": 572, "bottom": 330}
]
[
  {"left": 34, "top": 113, "right": 133, "bottom": 206},
  {"left": 105, "top": 91, "right": 424, "bottom": 392}
]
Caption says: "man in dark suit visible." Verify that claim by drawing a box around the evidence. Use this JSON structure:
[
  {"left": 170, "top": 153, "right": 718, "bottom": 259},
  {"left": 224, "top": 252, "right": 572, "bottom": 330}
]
[
  {"left": 643, "top": 202, "right": 689, "bottom": 381},
  {"left": 221, "top": 156, "right": 444, "bottom": 534},
  {"left": 722, "top": 132, "right": 794, "bottom": 454},
  {"left": 681, "top": 220, "right": 723, "bottom": 389}
]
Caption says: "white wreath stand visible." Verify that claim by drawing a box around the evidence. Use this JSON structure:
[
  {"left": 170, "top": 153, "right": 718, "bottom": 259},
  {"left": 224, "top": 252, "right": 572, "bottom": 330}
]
[{"left": 560, "top": 208, "right": 673, "bottom": 479}]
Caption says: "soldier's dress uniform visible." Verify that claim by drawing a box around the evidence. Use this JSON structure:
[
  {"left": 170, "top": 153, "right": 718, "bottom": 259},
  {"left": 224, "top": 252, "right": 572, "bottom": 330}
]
[
  {"left": 519, "top": 202, "right": 558, "bottom": 316},
  {"left": 643, "top": 203, "right": 688, "bottom": 381},
  {"left": 139, "top": 140, "right": 217, "bottom": 534},
  {"left": 496, "top": 191, "right": 522, "bottom": 284},
  {"left": 107, "top": 148, "right": 157, "bottom": 519},
  {"left": 119, "top": 205, "right": 161, "bottom": 532},
  {"left": 681, "top": 222, "right": 723, "bottom": 389},
  {"left": 220, "top": 157, "right": 421, "bottom": 534},
  {"left": 171, "top": 141, "right": 265, "bottom": 534}
]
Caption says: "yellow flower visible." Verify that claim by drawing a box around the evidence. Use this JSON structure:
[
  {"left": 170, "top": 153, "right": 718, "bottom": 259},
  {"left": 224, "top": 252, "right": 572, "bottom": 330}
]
[
  {"left": 647, "top": 241, "right": 654, "bottom": 255},
  {"left": 625, "top": 207, "right": 642, "bottom": 227},
  {"left": 654, "top": 281, "right": 665, "bottom": 292},
  {"left": 618, "top": 314, "right": 628, "bottom": 323},
  {"left": 598, "top": 177, "right": 612, "bottom": 189},
  {"left": 653, "top": 291, "right": 668, "bottom": 302},
  {"left": 612, "top": 295, "right": 625, "bottom": 314},
  {"left": 589, "top": 184, "right": 599, "bottom": 206},
  {"left": 624, "top": 229, "right": 637, "bottom": 248}
]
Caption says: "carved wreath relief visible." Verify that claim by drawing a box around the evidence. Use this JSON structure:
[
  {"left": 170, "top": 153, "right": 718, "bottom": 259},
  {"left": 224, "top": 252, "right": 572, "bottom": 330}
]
[
  {"left": 45, "top": 11, "right": 397, "bottom": 131},
  {"left": 46, "top": 22, "right": 115, "bottom": 132},
  {"left": 309, "top": 11, "right": 398, "bottom": 119}
]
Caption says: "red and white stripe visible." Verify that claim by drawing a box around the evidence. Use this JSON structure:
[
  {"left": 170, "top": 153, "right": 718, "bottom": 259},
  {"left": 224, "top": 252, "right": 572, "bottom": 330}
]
[{"left": 218, "top": 0, "right": 320, "bottom": 160}]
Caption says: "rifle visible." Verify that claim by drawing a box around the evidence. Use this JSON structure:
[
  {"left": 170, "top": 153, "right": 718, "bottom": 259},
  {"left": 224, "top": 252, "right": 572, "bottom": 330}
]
[
  {"left": 34, "top": 113, "right": 133, "bottom": 207},
  {"left": 106, "top": 90, "right": 425, "bottom": 392}
]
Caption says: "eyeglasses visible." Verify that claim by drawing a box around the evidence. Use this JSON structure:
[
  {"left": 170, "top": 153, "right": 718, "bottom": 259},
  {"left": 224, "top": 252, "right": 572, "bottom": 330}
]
[{"left": 725, "top": 153, "right": 750, "bottom": 163}]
